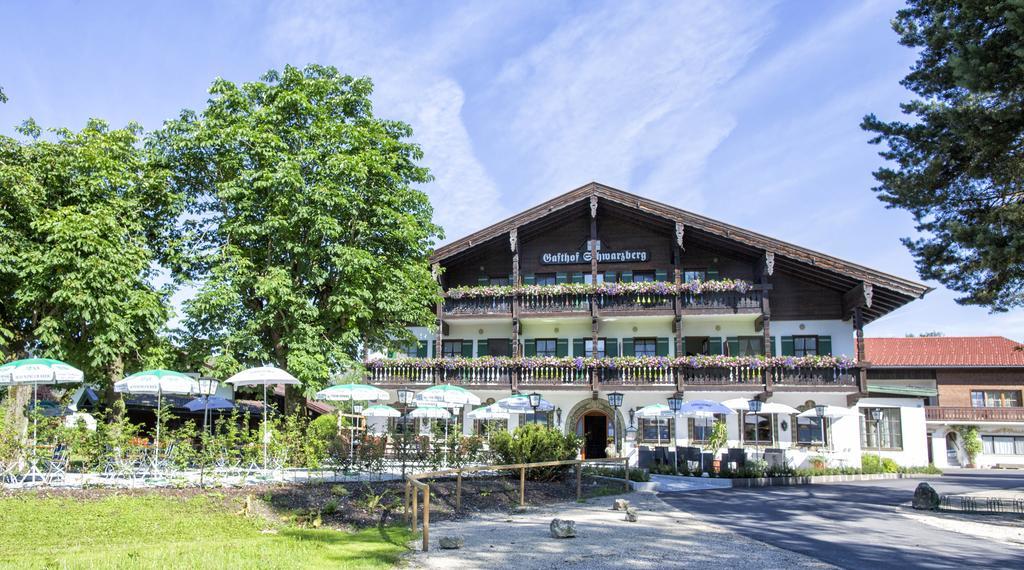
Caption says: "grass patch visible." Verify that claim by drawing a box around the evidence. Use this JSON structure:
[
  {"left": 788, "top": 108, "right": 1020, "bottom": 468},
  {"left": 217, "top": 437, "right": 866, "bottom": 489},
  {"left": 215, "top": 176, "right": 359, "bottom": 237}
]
[{"left": 0, "top": 493, "right": 413, "bottom": 569}]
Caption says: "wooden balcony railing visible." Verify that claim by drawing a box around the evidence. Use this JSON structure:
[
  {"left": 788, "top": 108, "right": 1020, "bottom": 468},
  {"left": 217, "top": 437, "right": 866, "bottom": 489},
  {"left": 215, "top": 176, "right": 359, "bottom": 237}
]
[
  {"left": 518, "top": 292, "right": 590, "bottom": 315},
  {"left": 679, "top": 290, "right": 762, "bottom": 312},
  {"left": 367, "top": 358, "right": 858, "bottom": 390},
  {"left": 595, "top": 292, "right": 674, "bottom": 312},
  {"left": 925, "top": 406, "right": 1024, "bottom": 422},
  {"left": 441, "top": 284, "right": 765, "bottom": 317}
]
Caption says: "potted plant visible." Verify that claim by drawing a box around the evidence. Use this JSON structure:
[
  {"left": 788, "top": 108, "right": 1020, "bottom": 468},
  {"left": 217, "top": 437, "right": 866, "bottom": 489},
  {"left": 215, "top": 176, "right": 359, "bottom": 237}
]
[{"left": 705, "top": 420, "right": 729, "bottom": 474}]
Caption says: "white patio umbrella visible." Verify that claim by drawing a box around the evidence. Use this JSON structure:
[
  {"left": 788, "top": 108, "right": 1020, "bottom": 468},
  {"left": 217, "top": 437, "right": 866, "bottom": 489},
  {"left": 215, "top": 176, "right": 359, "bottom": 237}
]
[
  {"left": 467, "top": 404, "right": 511, "bottom": 421},
  {"left": 314, "top": 383, "right": 390, "bottom": 462},
  {"left": 408, "top": 406, "right": 452, "bottom": 420},
  {"left": 634, "top": 403, "right": 676, "bottom": 418},
  {"left": 115, "top": 369, "right": 200, "bottom": 457},
  {"left": 797, "top": 405, "right": 858, "bottom": 419},
  {"left": 0, "top": 358, "right": 84, "bottom": 444},
  {"left": 413, "top": 384, "right": 481, "bottom": 407},
  {"left": 361, "top": 404, "right": 401, "bottom": 418},
  {"left": 226, "top": 366, "right": 301, "bottom": 469},
  {"left": 676, "top": 399, "right": 736, "bottom": 417},
  {"left": 494, "top": 394, "right": 556, "bottom": 413}
]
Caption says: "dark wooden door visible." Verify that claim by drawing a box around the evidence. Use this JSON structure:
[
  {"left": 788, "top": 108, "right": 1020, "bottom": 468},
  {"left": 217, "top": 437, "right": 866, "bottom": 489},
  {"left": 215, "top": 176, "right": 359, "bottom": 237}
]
[{"left": 584, "top": 414, "right": 608, "bottom": 459}]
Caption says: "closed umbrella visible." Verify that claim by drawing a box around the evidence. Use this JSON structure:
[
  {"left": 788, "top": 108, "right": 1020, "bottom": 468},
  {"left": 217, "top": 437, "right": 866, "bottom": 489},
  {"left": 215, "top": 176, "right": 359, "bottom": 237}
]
[
  {"left": 115, "top": 369, "right": 200, "bottom": 459},
  {"left": 0, "top": 358, "right": 84, "bottom": 444},
  {"left": 226, "top": 366, "right": 300, "bottom": 469}
]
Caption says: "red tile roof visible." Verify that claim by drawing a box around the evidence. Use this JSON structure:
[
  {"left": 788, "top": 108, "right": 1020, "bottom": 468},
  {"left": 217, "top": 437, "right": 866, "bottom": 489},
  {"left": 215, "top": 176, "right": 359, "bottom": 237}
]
[{"left": 865, "top": 336, "right": 1024, "bottom": 368}]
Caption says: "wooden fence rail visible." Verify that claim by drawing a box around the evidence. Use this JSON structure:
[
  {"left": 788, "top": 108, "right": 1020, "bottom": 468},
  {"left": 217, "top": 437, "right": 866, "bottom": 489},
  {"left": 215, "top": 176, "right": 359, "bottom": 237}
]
[{"left": 405, "top": 456, "right": 631, "bottom": 552}]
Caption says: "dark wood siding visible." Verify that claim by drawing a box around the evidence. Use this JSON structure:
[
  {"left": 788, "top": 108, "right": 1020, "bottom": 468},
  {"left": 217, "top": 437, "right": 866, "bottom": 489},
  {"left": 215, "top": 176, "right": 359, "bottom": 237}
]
[{"left": 770, "top": 271, "right": 843, "bottom": 320}]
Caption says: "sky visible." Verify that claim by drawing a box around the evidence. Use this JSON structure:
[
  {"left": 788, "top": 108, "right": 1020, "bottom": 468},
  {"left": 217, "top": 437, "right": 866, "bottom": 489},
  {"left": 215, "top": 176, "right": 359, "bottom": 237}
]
[{"left": 1, "top": 0, "right": 1021, "bottom": 341}]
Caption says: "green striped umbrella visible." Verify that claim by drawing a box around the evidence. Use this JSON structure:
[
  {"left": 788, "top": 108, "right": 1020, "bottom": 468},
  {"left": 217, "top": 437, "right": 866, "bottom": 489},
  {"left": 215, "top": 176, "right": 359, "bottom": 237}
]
[{"left": 0, "top": 358, "right": 84, "bottom": 443}]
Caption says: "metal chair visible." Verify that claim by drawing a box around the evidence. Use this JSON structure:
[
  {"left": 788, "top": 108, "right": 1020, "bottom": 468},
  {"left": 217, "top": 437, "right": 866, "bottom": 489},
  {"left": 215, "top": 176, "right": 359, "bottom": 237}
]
[{"left": 43, "top": 443, "right": 70, "bottom": 484}]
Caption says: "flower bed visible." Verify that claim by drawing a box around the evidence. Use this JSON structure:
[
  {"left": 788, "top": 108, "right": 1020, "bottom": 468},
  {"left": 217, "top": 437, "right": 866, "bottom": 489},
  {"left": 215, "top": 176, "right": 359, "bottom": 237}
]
[
  {"left": 444, "top": 279, "right": 754, "bottom": 299},
  {"left": 366, "top": 355, "right": 855, "bottom": 370}
]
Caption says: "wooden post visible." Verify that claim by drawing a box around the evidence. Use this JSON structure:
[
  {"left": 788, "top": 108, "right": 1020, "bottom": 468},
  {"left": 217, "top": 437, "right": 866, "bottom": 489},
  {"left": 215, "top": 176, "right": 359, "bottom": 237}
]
[
  {"left": 576, "top": 463, "right": 582, "bottom": 500},
  {"left": 590, "top": 199, "right": 599, "bottom": 392},
  {"left": 411, "top": 486, "right": 418, "bottom": 532},
  {"left": 404, "top": 480, "right": 410, "bottom": 521},
  {"left": 456, "top": 471, "right": 463, "bottom": 512},
  {"left": 422, "top": 489, "right": 430, "bottom": 552},
  {"left": 519, "top": 466, "right": 526, "bottom": 507}
]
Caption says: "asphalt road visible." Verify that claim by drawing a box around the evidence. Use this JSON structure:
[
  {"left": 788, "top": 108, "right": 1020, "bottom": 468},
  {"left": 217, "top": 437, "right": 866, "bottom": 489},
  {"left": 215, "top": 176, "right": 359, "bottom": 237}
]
[{"left": 660, "top": 470, "right": 1024, "bottom": 569}]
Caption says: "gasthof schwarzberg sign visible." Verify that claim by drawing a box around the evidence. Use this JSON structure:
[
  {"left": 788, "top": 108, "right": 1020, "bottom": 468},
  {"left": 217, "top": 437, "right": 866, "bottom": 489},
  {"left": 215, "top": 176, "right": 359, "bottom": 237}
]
[{"left": 540, "top": 249, "right": 649, "bottom": 265}]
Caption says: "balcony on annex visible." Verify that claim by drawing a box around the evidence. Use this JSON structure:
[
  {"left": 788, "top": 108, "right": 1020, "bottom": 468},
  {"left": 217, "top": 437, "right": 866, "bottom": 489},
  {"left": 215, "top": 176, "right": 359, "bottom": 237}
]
[{"left": 378, "top": 183, "right": 931, "bottom": 393}]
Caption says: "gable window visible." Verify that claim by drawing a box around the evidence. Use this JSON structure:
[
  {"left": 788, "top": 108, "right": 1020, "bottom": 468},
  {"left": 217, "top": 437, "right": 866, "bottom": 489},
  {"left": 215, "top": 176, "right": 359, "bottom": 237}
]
[
  {"left": 442, "top": 340, "right": 463, "bottom": 359},
  {"left": 632, "top": 271, "right": 656, "bottom": 283},
  {"left": 535, "top": 338, "right": 557, "bottom": 357},
  {"left": 860, "top": 407, "right": 903, "bottom": 450},
  {"left": 585, "top": 339, "right": 606, "bottom": 358},
  {"left": 534, "top": 273, "right": 557, "bottom": 286},
  {"left": 971, "top": 390, "right": 1021, "bottom": 408},
  {"left": 633, "top": 338, "right": 657, "bottom": 357},
  {"left": 793, "top": 336, "right": 818, "bottom": 357}
]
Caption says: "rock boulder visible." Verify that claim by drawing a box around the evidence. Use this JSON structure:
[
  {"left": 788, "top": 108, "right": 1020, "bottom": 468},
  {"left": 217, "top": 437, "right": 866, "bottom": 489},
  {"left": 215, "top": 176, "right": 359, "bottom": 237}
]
[
  {"left": 550, "top": 518, "right": 576, "bottom": 538},
  {"left": 625, "top": 507, "right": 639, "bottom": 522},
  {"left": 912, "top": 482, "right": 941, "bottom": 510},
  {"left": 613, "top": 499, "right": 630, "bottom": 511},
  {"left": 439, "top": 535, "right": 465, "bottom": 549}
]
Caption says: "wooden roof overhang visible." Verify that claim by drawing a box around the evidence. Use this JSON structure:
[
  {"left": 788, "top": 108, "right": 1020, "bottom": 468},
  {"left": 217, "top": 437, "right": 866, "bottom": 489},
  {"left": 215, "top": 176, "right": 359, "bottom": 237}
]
[{"left": 431, "top": 182, "right": 932, "bottom": 323}]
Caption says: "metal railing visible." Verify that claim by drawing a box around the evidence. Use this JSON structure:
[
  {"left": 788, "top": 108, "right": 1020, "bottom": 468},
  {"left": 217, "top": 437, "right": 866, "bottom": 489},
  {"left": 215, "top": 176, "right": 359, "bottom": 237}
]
[
  {"left": 405, "top": 456, "right": 631, "bottom": 552},
  {"left": 518, "top": 292, "right": 591, "bottom": 314},
  {"left": 443, "top": 296, "right": 512, "bottom": 316}
]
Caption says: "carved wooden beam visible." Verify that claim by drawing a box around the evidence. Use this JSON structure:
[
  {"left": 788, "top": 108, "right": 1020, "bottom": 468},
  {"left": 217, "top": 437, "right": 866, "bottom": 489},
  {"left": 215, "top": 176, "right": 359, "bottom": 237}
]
[{"left": 842, "top": 282, "right": 874, "bottom": 319}]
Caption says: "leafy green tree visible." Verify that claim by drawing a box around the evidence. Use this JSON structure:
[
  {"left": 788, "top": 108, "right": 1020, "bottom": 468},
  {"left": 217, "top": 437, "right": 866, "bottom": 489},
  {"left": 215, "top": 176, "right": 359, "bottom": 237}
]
[
  {"left": 863, "top": 0, "right": 1024, "bottom": 311},
  {"left": 0, "top": 119, "right": 181, "bottom": 404},
  {"left": 153, "top": 64, "right": 441, "bottom": 396}
]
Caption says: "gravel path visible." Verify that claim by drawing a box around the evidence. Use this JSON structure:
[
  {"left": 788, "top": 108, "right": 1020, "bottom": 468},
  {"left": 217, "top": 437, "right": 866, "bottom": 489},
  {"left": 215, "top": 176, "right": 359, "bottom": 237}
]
[{"left": 405, "top": 492, "right": 831, "bottom": 569}]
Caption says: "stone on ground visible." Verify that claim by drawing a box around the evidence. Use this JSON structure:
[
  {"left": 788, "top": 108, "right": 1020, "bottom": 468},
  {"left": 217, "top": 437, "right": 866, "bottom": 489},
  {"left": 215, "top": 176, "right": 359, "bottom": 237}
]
[
  {"left": 613, "top": 499, "right": 630, "bottom": 511},
  {"left": 912, "top": 482, "right": 941, "bottom": 510},
  {"left": 439, "top": 535, "right": 465, "bottom": 549},
  {"left": 550, "top": 518, "right": 576, "bottom": 538},
  {"left": 625, "top": 507, "right": 639, "bottom": 522}
]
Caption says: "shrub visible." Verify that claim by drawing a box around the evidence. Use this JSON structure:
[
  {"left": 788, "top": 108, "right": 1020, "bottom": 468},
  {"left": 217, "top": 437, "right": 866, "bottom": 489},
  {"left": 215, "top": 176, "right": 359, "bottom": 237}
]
[
  {"left": 488, "top": 423, "right": 582, "bottom": 480},
  {"left": 862, "top": 454, "right": 899, "bottom": 474},
  {"left": 323, "top": 498, "right": 340, "bottom": 515}
]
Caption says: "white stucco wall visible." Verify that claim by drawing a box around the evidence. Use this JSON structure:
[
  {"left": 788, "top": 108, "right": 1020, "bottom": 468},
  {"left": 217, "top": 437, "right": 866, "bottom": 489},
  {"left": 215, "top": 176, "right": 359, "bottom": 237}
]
[
  {"left": 930, "top": 424, "right": 1024, "bottom": 468},
  {"left": 854, "top": 397, "right": 929, "bottom": 467}
]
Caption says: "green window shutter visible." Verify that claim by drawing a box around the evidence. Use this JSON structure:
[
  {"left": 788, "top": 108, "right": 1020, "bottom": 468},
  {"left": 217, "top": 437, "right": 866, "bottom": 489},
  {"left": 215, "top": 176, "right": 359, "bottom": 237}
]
[
  {"left": 555, "top": 338, "right": 569, "bottom": 357},
  {"left": 477, "top": 340, "right": 490, "bottom": 357},
  {"left": 621, "top": 270, "right": 633, "bottom": 283},
  {"left": 622, "top": 338, "right": 635, "bottom": 357},
  {"left": 417, "top": 341, "right": 428, "bottom": 358},
  {"left": 505, "top": 339, "right": 513, "bottom": 357},
  {"left": 477, "top": 275, "right": 489, "bottom": 285},
  {"left": 680, "top": 338, "right": 687, "bottom": 355},
  {"left": 461, "top": 339, "right": 474, "bottom": 357},
  {"left": 706, "top": 268, "right": 719, "bottom": 280},
  {"left": 605, "top": 272, "right": 617, "bottom": 283},
  {"left": 572, "top": 338, "right": 586, "bottom": 357},
  {"left": 524, "top": 274, "right": 535, "bottom": 285},
  {"left": 427, "top": 340, "right": 434, "bottom": 358},
  {"left": 709, "top": 337, "right": 723, "bottom": 355},
  {"left": 781, "top": 336, "right": 795, "bottom": 356},
  {"left": 769, "top": 336, "right": 776, "bottom": 357},
  {"left": 655, "top": 269, "right": 668, "bottom": 282},
  {"left": 524, "top": 339, "right": 536, "bottom": 357},
  {"left": 656, "top": 337, "right": 670, "bottom": 357},
  {"left": 556, "top": 272, "right": 568, "bottom": 284},
  {"left": 818, "top": 335, "right": 832, "bottom": 356},
  {"left": 726, "top": 337, "right": 740, "bottom": 356},
  {"left": 570, "top": 272, "right": 585, "bottom": 284},
  {"left": 605, "top": 338, "right": 619, "bottom": 357}
]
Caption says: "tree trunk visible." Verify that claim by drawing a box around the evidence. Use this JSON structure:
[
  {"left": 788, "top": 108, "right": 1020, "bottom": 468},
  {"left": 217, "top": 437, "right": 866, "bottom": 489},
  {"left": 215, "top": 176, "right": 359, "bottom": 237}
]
[
  {"left": 1, "top": 384, "right": 31, "bottom": 461},
  {"left": 103, "top": 356, "right": 125, "bottom": 421}
]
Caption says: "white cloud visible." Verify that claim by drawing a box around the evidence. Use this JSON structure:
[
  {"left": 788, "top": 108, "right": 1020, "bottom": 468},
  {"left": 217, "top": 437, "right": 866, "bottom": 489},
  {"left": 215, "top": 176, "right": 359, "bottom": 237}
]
[
  {"left": 265, "top": 0, "right": 508, "bottom": 241},
  {"left": 489, "top": 1, "right": 771, "bottom": 208}
]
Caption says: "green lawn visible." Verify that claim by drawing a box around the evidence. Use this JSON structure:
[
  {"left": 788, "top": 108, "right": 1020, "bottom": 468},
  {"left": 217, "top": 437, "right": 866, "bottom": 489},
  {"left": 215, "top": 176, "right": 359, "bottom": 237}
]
[{"left": 0, "top": 493, "right": 413, "bottom": 569}]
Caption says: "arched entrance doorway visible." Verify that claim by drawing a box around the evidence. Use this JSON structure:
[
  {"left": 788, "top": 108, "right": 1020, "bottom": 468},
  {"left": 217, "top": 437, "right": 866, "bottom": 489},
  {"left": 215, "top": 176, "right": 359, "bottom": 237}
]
[
  {"left": 577, "top": 411, "right": 609, "bottom": 459},
  {"left": 945, "top": 432, "right": 960, "bottom": 466},
  {"left": 564, "top": 398, "right": 626, "bottom": 459}
]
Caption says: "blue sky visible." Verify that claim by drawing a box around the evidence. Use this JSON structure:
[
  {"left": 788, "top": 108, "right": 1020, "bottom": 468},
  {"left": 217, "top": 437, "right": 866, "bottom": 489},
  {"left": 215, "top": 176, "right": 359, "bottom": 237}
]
[{"left": 2, "top": 0, "right": 1021, "bottom": 341}]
